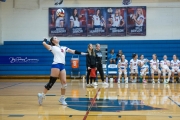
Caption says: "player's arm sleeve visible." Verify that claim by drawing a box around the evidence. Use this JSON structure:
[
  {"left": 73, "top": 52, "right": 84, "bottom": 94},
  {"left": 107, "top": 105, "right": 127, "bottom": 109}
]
[{"left": 70, "top": 16, "right": 73, "bottom": 21}]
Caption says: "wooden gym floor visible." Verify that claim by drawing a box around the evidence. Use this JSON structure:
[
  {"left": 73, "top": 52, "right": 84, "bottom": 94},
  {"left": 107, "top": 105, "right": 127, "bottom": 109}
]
[{"left": 0, "top": 79, "right": 180, "bottom": 120}]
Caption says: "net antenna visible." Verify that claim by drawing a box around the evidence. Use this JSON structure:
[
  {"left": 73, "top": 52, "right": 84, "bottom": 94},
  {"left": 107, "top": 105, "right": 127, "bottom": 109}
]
[
  {"left": 122, "top": 0, "right": 132, "bottom": 5},
  {"left": 54, "top": 0, "right": 63, "bottom": 5}
]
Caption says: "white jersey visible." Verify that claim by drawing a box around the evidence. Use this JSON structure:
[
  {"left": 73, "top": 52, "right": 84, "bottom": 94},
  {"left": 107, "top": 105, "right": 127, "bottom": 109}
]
[
  {"left": 139, "top": 59, "right": 149, "bottom": 69},
  {"left": 150, "top": 59, "right": 159, "bottom": 69},
  {"left": 70, "top": 16, "right": 80, "bottom": 27},
  {"left": 130, "top": 59, "right": 139, "bottom": 69},
  {"left": 92, "top": 15, "right": 101, "bottom": 26},
  {"left": 171, "top": 60, "right": 180, "bottom": 69},
  {"left": 118, "top": 59, "right": 128, "bottom": 69},
  {"left": 111, "top": 14, "right": 122, "bottom": 27},
  {"left": 160, "top": 60, "right": 170, "bottom": 69},
  {"left": 136, "top": 15, "right": 144, "bottom": 27},
  {"left": 55, "top": 17, "right": 64, "bottom": 27},
  {"left": 49, "top": 46, "right": 69, "bottom": 64}
]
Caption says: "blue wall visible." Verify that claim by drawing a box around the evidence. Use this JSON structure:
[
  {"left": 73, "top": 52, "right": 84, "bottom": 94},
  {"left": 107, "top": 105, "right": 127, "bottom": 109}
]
[{"left": 0, "top": 40, "right": 180, "bottom": 76}]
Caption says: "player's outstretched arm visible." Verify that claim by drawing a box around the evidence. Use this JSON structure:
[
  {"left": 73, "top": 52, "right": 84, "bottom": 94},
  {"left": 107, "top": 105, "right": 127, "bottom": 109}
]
[
  {"left": 42, "top": 38, "right": 51, "bottom": 50},
  {"left": 67, "top": 49, "right": 88, "bottom": 55}
]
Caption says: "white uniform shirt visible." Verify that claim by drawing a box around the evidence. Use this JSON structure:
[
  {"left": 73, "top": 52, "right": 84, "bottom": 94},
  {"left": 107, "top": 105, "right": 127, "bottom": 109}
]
[
  {"left": 171, "top": 60, "right": 180, "bottom": 69},
  {"left": 118, "top": 59, "right": 128, "bottom": 69},
  {"left": 111, "top": 14, "right": 122, "bottom": 27},
  {"left": 49, "top": 46, "right": 69, "bottom": 64},
  {"left": 70, "top": 16, "right": 80, "bottom": 27},
  {"left": 92, "top": 15, "right": 101, "bottom": 26},
  {"left": 160, "top": 60, "right": 170, "bottom": 69},
  {"left": 139, "top": 59, "right": 149, "bottom": 69},
  {"left": 136, "top": 15, "right": 144, "bottom": 27},
  {"left": 150, "top": 59, "right": 159, "bottom": 69},
  {"left": 130, "top": 59, "right": 139, "bottom": 69},
  {"left": 56, "top": 17, "right": 64, "bottom": 27}
]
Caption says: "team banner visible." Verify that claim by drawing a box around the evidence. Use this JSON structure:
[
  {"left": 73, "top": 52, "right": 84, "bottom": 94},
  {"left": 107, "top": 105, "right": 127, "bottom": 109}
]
[
  {"left": 126, "top": 6, "right": 146, "bottom": 36},
  {"left": 106, "top": 7, "right": 126, "bottom": 36},
  {"left": 48, "top": 6, "right": 146, "bottom": 37}
]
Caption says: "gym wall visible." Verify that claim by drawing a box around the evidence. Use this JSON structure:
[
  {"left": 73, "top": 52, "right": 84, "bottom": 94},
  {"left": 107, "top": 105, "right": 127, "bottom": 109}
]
[{"left": 0, "top": 0, "right": 180, "bottom": 42}]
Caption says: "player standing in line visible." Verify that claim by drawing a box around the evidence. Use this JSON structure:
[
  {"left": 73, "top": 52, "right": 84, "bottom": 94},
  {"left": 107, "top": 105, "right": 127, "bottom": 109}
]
[
  {"left": 150, "top": 54, "right": 161, "bottom": 84},
  {"left": 92, "top": 9, "right": 106, "bottom": 28},
  {"left": 160, "top": 55, "right": 171, "bottom": 84},
  {"left": 130, "top": 53, "right": 139, "bottom": 83},
  {"left": 117, "top": 55, "right": 128, "bottom": 84},
  {"left": 132, "top": 8, "right": 145, "bottom": 27},
  {"left": 37, "top": 37, "right": 87, "bottom": 105},
  {"left": 171, "top": 54, "right": 180, "bottom": 82},
  {"left": 139, "top": 55, "right": 149, "bottom": 83},
  {"left": 70, "top": 8, "right": 81, "bottom": 28},
  {"left": 109, "top": 8, "right": 125, "bottom": 27}
]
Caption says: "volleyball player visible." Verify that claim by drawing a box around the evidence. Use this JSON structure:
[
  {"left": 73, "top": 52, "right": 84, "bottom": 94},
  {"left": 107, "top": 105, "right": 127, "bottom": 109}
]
[
  {"left": 130, "top": 53, "right": 139, "bottom": 83},
  {"left": 150, "top": 54, "right": 161, "bottom": 84},
  {"left": 117, "top": 55, "right": 128, "bottom": 84},
  {"left": 139, "top": 55, "right": 149, "bottom": 83},
  {"left": 160, "top": 55, "right": 171, "bottom": 83},
  {"left": 109, "top": 8, "right": 125, "bottom": 27},
  {"left": 70, "top": 8, "right": 81, "bottom": 28},
  {"left": 171, "top": 54, "right": 180, "bottom": 82},
  {"left": 132, "top": 8, "right": 145, "bottom": 27},
  {"left": 37, "top": 37, "right": 87, "bottom": 105}
]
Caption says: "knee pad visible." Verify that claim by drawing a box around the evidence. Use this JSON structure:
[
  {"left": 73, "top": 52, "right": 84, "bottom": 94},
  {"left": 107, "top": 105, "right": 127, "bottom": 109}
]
[
  {"left": 119, "top": 71, "right": 122, "bottom": 75},
  {"left": 178, "top": 69, "right": 180, "bottom": 73},
  {"left": 168, "top": 71, "right": 171, "bottom": 76},
  {"left": 124, "top": 71, "right": 127, "bottom": 75},
  {"left": 158, "top": 70, "right": 161, "bottom": 74},
  {"left": 172, "top": 69, "right": 175, "bottom": 72},
  {"left": 45, "top": 76, "right": 57, "bottom": 90},
  {"left": 61, "top": 83, "right": 67, "bottom": 89}
]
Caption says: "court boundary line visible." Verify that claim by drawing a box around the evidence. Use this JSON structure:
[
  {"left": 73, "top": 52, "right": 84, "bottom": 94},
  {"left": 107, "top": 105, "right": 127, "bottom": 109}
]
[
  {"left": 0, "top": 82, "right": 23, "bottom": 90},
  {"left": 82, "top": 88, "right": 100, "bottom": 120},
  {"left": 168, "top": 96, "right": 180, "bottom": 107}
]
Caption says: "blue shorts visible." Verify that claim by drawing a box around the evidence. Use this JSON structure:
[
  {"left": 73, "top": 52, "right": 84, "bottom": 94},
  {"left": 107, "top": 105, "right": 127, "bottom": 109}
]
[{"left": 51, "top": 63, "right": 65, "bottom": 71}]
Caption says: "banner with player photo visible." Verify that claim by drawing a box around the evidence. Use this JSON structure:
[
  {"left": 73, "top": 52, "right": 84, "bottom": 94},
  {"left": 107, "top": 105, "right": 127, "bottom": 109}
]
[
  {"left": 106, "top": 7, "right": 126, "bottom": 36},
  {"left": 67, "top": 8, "right": 87, "bottom": 36},
  {"left": 49, "top": 8, "right": 69, "bottom": 36},
  {"left": 126, "top": 6, "right": 146, "bottom": 36},
  {"left": 86, "top": 8, "right": 107, "bottom": 36}
]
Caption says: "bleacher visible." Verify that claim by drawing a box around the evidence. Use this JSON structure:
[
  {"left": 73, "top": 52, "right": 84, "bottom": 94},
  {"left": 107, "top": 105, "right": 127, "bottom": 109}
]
[{"left": 0, "top": 40, "right": 180, "bottom": 77}]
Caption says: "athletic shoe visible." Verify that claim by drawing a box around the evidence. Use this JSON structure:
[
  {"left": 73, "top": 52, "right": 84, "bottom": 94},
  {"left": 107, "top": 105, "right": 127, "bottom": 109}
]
[
  {"left": 118, "top": 79, "right": 120, "bottom": 84},
  {"left": 125, "top": 79, "right": 128, "bottom": 84},
  {"left": 37, "top": 93, "right": 45, "bottom": 105},
  {"left": 102, "top": 82, "right": 109, "bottom": 86},
  {"left": 90, "top": 84, "right": 94, "bottom": 87},
  {"left": 59, "top": 97, "right": 67, "bottom": 105},
  {"left": 157, "top": 80, "right": 160, "bottom": 84},
  {"left": 93, "top": 82, "right": 98, "bottom": 86},
  {"left": 132, "top": 79, "right": 137, "bottom": 83},
  {"left": 163, "top": 80, "right": 166, "bottom": 84},
  {"left": 152, "top": 80, "right": 155, "bottom": 84},
  {"left": 166, "top": 79, "right": 169, "bottom": 84},
  {"left": 86, "top": 84, "right": 91, "bottom": 88}
]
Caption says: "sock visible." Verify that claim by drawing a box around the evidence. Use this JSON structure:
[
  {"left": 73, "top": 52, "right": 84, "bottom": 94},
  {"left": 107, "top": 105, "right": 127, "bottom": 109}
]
[
  {"left": 42, "top": 92, "right": 46, "bottom": 97},
  {"left": 61, "top": 95, "right": 65, "bottom": 98}
]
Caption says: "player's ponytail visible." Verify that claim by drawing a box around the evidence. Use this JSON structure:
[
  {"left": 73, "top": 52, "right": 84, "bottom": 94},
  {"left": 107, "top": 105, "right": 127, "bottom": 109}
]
[{"left": 49, "top": 37, "right": 55, "bottom": 46}]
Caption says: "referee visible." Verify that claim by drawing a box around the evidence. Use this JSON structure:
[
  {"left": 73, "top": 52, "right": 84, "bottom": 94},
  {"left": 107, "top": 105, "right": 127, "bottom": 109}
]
[{"left": 95, "top": 43, "right": 109, "bottom": 86}]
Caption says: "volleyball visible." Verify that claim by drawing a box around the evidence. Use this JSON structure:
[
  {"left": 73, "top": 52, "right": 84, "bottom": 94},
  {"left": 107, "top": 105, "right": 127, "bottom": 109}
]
[{"left": 56, "top": 9, "right": 65, "bottom": 17}]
